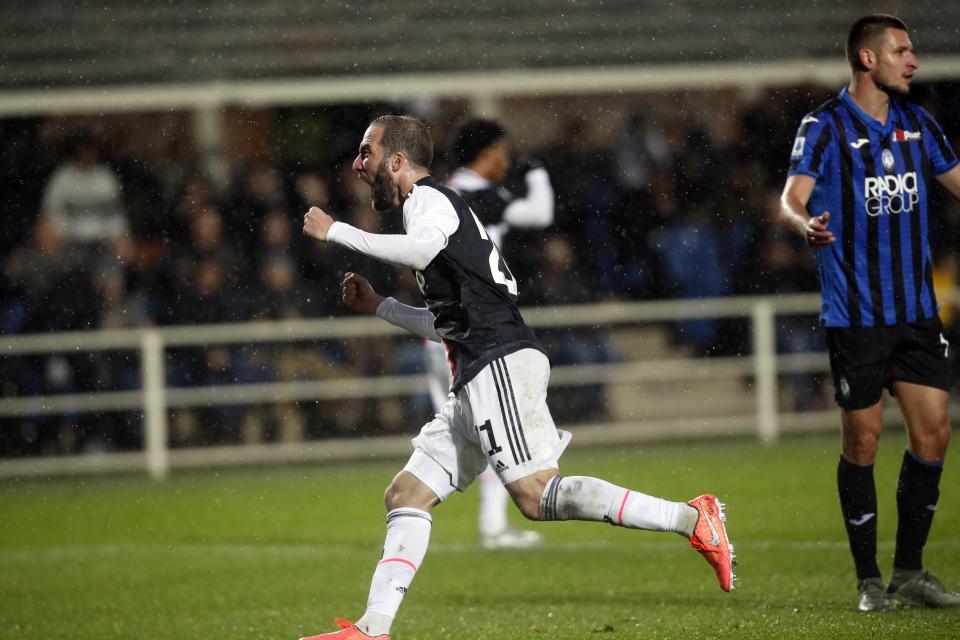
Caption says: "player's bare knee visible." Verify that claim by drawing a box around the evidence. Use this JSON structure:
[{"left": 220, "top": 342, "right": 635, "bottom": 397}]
[
  {"left": 842, "top": 425, "right": 881, "bottom": 465},
  {"left": 843, "top": 437, "right": 879, "bottom": 466},
  {"left": 383, "top": 481, "right": 402, "bottom": 511},
  {"left": 506, "top": 471, "right": 557, "bottom": 520},
  {"left": 383, "top": 475, "right": 418, "bottom": 511},
  {"left": 515, "top": 491, "right": 543, "bottom": 521},
  {"left": 912, "top": 420, "right": 952, "bottom": 459},
  {"left": 384, "top": 471, "right": 440, "bottom": 512}
]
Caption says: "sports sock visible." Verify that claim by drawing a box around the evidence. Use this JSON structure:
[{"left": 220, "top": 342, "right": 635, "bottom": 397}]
[
  {"left": 356, "top": 507, "right": 432, "bottom": 637},
  {"left": 538, "top": 475, "right": 697, "bottom": 536},
  {"left": 893, "top": 449, "right": 943, "bottom": 573},
  {"left": 477, "top": 465, "right": 509, "bottom": 536},
  {"left": 837, "top": 456, "right": 881, "bottom": 580}
]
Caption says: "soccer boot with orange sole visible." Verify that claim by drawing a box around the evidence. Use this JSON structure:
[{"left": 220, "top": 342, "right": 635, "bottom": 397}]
[
  {"left": 688, "top": 494, "right": 736, "bottom": 592},
  {"left": 300, "top": 618, "right": 390, "bottom": 640}
]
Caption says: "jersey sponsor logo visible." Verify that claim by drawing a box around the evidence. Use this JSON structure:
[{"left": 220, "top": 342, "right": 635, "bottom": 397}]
[
  {"left": 893, "top": 128, "right": 922, "bottom": 142},
  {"left": 864, "top": 171, "right": 918, "bottom": 216},
  {"left": 850, "top": 138, "right": 870, "bottom": 149},
  {"left": 791, "top": 136, "right": 805, "bottom": 158}
]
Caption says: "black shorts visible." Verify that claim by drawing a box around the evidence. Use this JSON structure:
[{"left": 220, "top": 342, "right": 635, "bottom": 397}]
[{"left": 825, "top": 315, "right": 951, "bottom": 411}]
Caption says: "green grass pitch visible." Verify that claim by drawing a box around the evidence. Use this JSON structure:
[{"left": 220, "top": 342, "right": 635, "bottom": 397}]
[{"left": 2, "top": 431, "right": 959, "bottom": 639}]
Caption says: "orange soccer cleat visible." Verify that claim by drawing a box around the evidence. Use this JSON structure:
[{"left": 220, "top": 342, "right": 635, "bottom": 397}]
[
  {"left": 300, "top": 618, "right": 390, "bottom": 640},
  {"left": 687, "top": 494, "right": 736, "bottom": 592}
]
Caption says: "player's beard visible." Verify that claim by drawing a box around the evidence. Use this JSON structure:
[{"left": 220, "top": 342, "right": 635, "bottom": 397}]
[
  {"left": 875, "top": 71, "right": 910, "bottom": 96},
  {"left": 370, "top": 157, "right": 398, "bottom": 211}
]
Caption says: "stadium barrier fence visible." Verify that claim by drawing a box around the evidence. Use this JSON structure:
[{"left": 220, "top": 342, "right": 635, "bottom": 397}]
[{"left": 1, "top": 292, "right": 956, "bottom": 479}]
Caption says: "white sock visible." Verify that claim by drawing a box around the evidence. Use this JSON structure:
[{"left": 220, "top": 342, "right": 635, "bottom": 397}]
[
  {"left": 539, "top": 475, "right": 698, "bottom": 537},
  {"left": 478, "top": 465, "right": 509, "bottom": 536},
  {"left": 355, "top": 507, "right": 432, "bottom": 636}
]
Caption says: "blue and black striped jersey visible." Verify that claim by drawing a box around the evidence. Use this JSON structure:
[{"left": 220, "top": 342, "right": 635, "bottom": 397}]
[{"left": 788, "top": 87, "right": 958, "bottom": 327}]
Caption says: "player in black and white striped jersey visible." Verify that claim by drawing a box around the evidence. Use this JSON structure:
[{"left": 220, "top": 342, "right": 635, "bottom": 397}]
[
  {"left": 300, "top": 115, "right": 734, "bottom": 640},
  {"left": 424, "top": 118, "right": 554, "bottom": 550}
]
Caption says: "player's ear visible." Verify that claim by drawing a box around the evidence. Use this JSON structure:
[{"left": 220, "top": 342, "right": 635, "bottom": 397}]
[
  {"left": 392, "top": 152, "right": 404, "bottom": 172},
  {"left": 859, "top": 47, "right": 876, "bottom": 70}
]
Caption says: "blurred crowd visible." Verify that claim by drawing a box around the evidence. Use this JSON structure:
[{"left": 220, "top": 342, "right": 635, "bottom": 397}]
[{"left": 2, "top": 83, "right": 959, "bottom": 457}]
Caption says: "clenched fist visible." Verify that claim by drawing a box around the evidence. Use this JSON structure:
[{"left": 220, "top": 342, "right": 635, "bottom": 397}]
[
  {"left": 303, "top": 206, "right": 335, "bottom": 241},
  {"left": 342, "top": 272, "right": 384, "bottom": 314}
]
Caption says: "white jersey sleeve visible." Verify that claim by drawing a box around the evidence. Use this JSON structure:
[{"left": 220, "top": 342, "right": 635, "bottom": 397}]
[
  {"left": 501, "top": 167, "right": 554, "bottom": 228},
  {"left": 325, "top": 183, "right": 459, "bottom": 271},
  {"left": 375, "top": 297, "right": 441, "bottom": 342}
]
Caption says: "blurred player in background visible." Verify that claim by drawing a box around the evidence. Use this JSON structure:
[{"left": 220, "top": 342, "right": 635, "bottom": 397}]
[
  {"left": 300, "top": 114, "right": 735, "bottom": 640},
  {"left": 779, "top": 14, "right": 960, "bottom": 611},
  {"left": 428, "top": 118, "right": 554, "bottom": 549}
]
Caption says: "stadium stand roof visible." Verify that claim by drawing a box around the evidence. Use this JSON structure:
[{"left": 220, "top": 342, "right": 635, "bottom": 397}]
[{"left": 2, "top": 0, "right": 959, "bottom": 90}]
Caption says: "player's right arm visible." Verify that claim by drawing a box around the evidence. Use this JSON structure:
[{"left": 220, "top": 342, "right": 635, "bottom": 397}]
[
  {"left": 778, "top": 175, "right": 835, "bottom": 249},
  {"left": 779, "top": 112, "right": 835, "bottom": 249},
  {"left": 342, "top": 272, "right": 441, "bottom": 342},
  {"left": 304, "top": 204, "right": 449, "bottom": 271}
]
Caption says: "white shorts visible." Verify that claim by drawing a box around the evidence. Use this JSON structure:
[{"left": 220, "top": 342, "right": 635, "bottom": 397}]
[{"left": 404, "top": 348, "right": 571, "bottom": 501}]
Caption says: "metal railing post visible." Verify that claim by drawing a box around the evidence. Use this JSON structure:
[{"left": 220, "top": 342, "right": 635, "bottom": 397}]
[
  {"left": 752, "top": 300, "right": 778, "bottom": 444},
  {"left": 140, "top": 329, "right": 169, "bottom": 479}
]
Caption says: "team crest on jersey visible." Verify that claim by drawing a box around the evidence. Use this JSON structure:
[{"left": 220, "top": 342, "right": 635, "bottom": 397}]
[
  {"left": 893, "top": 129, "right": 922, "bottom": 142},
  {"left": 881, "top": 149, "right": 895, "bottom": 171},
  {"left": 791, "top": 136, "right": 805, "bottom": 158}
]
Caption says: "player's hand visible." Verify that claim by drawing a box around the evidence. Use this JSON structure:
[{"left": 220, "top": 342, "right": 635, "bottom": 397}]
[
  {"left": 342, "top": 272, "right": 384, "bottom": 314},
  {"left": 303, "top": 206, "right": 336, "bottom": 241},
  {"left": 805, "top": 211, "right": 835, "bottom": 248}
]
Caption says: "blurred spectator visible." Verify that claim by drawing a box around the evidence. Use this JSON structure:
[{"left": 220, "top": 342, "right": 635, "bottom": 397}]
[
  {"left": 229, "top": 162, "right": 289, "bottom": 255},
  {"left": 528, "top": 233, "right": 620, "bottom": 421},
  {"left": 542, "top": 117, "right": 624, "bottom": 295},
  {"left": 159, "top": 205, "right": 245, "bottom": 323},
  {"left": 746, "top": 232, "right": 825, "bottom": 411},
  {"left": 614, "top": 109, "right": 672, "bottom": 192},
  {"left": 40, "top": 130, "right": 132, "bottom": 266},
  {"left": 163, "top": 174, "right": 219, "bottom": 245},
  {"left": 165, "top": 257, "right": 249, "bottom": 444},
  {"left": 649, "top": 207, "right": 730, "bottom": 354},
  {"left": 87, "top": 264, "right": 153, "bottom": 451}
]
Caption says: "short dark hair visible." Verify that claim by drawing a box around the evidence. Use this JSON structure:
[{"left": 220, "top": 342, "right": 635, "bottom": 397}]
[
  {"left": 846, "top": 14, "right": 909, "bottom": 71},
  {"left": 370, "top": 115, "right": 433, "bottom": 169},
  {"left": 451, "top": 119, "right": 507, "bottom": 166}
]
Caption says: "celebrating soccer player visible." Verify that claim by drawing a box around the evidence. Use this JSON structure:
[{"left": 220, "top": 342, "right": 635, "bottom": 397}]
[
  {"left": 299, "top": 115, "right": 735, "bottom": 640},
  {"left": 778, "top": 14, "right": 960, "bottom": 611},
  {"left": 430, "top": 118, "right": 554, "bottom": 550}
]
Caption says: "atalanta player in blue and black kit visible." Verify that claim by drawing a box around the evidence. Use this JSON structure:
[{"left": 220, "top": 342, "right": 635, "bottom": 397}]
[{"left": 779, "top": 14, "right": 960, "bottom": 612}]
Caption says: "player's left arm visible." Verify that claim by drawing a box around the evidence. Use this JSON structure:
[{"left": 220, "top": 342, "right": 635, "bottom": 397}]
[
  {"left": 341, "top": 271, "right": 441, "bottom": 342},
  {"left": 935, "top": 164, "right": 960, "bottom": 202}
]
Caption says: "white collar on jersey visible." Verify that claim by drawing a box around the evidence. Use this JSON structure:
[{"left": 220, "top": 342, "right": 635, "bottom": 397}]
[{"left": 447, "top": 167, "right": 492, "bottom": 193}]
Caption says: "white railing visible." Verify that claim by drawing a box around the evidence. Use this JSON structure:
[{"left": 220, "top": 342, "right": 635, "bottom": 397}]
[{"left": 0, "top": 292, "right": 954, "bottom": 479}]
